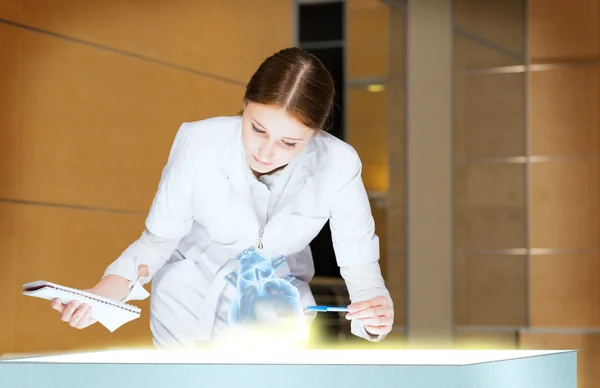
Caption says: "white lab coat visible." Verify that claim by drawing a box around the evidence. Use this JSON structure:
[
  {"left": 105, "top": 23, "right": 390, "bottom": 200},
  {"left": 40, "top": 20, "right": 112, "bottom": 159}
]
[{"left": 103, "top": 116, "right": 393, "bottom": 348}]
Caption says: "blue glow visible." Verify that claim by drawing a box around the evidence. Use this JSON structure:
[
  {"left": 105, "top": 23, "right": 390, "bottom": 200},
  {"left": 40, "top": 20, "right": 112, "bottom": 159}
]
[{"left": 225, "top": 247, "right": 303, "bottom": 328}]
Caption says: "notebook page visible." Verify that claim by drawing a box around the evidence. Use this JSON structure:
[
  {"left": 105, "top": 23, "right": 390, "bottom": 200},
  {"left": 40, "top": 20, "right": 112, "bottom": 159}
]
[{"left": 23, "top": 281, "right": 141, "bottom": 332}]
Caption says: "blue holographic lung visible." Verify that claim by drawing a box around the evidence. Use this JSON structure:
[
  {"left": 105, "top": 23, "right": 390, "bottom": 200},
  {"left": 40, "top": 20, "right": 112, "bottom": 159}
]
[{"left": 225, "top": 247, "right": 303, "bottom": 327}]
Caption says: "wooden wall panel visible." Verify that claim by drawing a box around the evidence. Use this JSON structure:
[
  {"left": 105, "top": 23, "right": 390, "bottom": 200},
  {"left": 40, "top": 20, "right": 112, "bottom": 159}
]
[
  {"left": 525, "top": 4, "right": 600, "bottom": 387},
  {"left": 9, "top": 203, "right": 149, "bottom": 354},
  {"left": 454, "top": 35, "right": 522, "bottom": 70},
  {"left": 0, "top": 24, "right": 243, "bottom": 212},
  {"left": 348, "top": 89, "right": 387, "bottom": 126},
  {"left": 0, "top": 204, "right": 17, "bottom": 355},
  {"left": 0, "top": 23, "right": 19, "bottom": 357},
  {"left": 520, "top": 333, "right": 600, "bottom": 388},
  {"left": 530, "top": 160, "right": 600, "bottom": 250},
  {"left": 454, "top": 73, "right": 526, "bottom": 160},
  {"left": 347, "top": 0, "right": 389, "bottom": 78},
  {"left": 0, "top": 23, "right": 18, "bottom": 197},
  {"left": 454, "top": 204, "right": 527, "bottom": 252},
  {"left": 454, "top": 164, "right": 526, "bottom": 250},
  {"left": 530, "top": 255, "right": 600, "bottom": 326},
  {"left": 0, "top": 0, "right": 19, "bottom": 20},
  {"left": 454, "top": 0, "right": 526, "bottom": 57},
  {"left": 0, "top": 0, "right": 292, "bottom": 83},
  {"left": 454, "top": 254, "right": 527, "bottom": 326},
  {"left": 531, "top": 67, "right": 600, "bottom": 156},
  {"left": 454, "top": 332, "right": 518, "bottom": 349},
  {"left": 529, "top": 0, "right": 600, "bottom": 62},
  {"left": 458, "top": 164, "right": 526, "bottom": 209}
]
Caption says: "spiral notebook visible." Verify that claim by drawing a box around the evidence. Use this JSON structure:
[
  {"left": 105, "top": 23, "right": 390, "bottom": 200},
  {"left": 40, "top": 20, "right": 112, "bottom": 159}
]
[{"left": 23, "top": 280, "right": 147, "bottom": 332}]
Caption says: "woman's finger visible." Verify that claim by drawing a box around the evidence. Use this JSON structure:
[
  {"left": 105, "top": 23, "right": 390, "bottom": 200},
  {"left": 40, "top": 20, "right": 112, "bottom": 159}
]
[
  {"left": 69, "top": 305, "right": 89, "bottom": 328},
  {"left": 75, "top": 307, "right": 94, "bottom": 329},
  {"left": 356, "top": 315, "right": 393, "bottom": 327},
  {"left": 364, "top": 325, "right": 390, "bottom": 335},
  {"left": 346, "top": 306, "right": 393, "bottom": 320},
  {"left": 51, "top": 299, "right": 65, "bottom": 313},
  {"left": 61, "top": 301, "right": 81, "bottom": 322},
  {"left": 347, "top": 296, "right": 389, "bottom": 314}
]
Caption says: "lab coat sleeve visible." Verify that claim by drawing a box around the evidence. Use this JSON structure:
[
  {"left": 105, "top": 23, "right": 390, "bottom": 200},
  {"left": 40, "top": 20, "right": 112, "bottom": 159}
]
[
  {"left": 145, "top": 122, "right": 197, "bottom": 239},
  {"left": 102, "top": 229, "right": 181, "bottom": 288},
  {"left": 340, "top": 263, "right": 393, "bottom": 342},
  {"left": 102, "top": 123, "right": 196, "bottom": 295},
  {"left": 329, "top": 152, "right": 393, "bottom": 342}
]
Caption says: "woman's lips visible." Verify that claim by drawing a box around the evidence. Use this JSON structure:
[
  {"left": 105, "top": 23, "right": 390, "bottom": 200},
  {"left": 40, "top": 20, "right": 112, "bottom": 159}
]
[{"left": 253, "top": 155, "right": 271, "bottom": 166}]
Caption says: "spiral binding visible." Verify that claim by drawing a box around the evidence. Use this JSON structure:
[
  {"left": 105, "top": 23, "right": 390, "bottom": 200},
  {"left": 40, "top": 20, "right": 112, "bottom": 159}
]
[{"left": 35, "top": 282, "right": 141, "bottom": 314}]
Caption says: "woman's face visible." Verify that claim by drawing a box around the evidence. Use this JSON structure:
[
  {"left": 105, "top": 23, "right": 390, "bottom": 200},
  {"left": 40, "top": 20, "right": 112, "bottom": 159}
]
[{"left": 241, "top": 102, "right": 315, "bottom": 175}]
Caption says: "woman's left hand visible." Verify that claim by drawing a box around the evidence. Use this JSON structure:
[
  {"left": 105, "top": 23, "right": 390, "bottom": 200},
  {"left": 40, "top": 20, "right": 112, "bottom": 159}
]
[{"left": 345, "top": 296, "right": 394, "bottom": 336}]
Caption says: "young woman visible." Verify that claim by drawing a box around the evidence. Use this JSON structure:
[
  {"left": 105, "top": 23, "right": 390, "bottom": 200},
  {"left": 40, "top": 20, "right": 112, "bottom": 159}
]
[{"left": 52, "top": 47, "right": 394, "bottom": 348}]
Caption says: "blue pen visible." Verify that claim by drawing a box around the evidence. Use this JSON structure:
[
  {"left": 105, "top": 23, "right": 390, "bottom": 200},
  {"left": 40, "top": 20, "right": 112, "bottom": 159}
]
[{"left": 306, "top": 305, "right": 349, "bottom": 312}]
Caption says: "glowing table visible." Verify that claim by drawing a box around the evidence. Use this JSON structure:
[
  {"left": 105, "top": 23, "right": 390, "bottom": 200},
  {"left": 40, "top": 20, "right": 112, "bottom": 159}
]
[{"left": 0, "top": 349, "right": 576, "bottom": 388}]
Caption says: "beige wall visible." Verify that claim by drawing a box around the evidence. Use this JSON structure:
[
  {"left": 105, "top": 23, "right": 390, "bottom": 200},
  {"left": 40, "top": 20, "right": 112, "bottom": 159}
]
[{"left": 0, "top": 0, "right": 292, "bottom": 355}]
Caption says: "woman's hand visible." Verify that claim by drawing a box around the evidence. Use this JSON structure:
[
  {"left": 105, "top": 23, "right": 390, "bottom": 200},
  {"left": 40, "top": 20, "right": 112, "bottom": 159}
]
[
  {"left": 51, "top": 289, "right": 98, "bottom": 330},
  {"left": 49, "top": 274, "right": 136, "bottom": 330},
  {"left": 345, "top": 295, "right": 394, "bottom": 336}
]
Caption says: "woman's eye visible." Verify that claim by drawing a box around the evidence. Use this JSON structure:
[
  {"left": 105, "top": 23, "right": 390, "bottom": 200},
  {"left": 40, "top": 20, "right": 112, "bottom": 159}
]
[
  {"left": 282, "top": 141, "right": 297, "bottom": 148},
  {"left": 252, "top": 125, "right": 266, "bottom": 134}
]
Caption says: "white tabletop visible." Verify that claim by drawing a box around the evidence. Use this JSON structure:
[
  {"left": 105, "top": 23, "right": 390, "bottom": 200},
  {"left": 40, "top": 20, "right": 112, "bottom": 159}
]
[{"left": 2, "top": 349, "right": 573, "bottom": 366}]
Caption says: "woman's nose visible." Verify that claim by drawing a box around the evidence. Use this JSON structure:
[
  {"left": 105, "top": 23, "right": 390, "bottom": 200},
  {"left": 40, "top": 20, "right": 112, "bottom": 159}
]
[{"left": 257, "top": 141, "right": 276, "bottom": 162}]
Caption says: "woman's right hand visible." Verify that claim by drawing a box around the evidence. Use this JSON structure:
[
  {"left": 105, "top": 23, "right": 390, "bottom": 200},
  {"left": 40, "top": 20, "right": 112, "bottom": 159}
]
[
  {"left": 51, "top": 290, "right": 98, "bottom": 329},
  {"left": 50, "top": 273, "right": 139, "bottom": 329}
]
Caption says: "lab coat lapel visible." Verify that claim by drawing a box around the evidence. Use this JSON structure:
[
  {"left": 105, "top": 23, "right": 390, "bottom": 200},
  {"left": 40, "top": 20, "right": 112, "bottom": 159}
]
[{"left": 219, "top": 129, "right": 254, "bottom": 211}]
